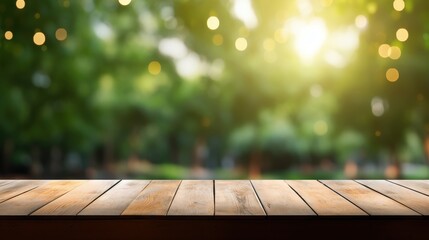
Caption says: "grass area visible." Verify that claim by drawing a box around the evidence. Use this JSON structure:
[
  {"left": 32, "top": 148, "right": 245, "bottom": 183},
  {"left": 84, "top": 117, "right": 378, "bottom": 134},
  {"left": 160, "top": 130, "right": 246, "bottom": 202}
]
[{"left": 122, "top": 161, "right": 429, "bottom": 179}]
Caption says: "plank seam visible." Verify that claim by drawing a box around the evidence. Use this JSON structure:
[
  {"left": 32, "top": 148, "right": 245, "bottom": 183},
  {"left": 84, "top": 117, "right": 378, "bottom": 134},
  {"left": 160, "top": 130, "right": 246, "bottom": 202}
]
[
  {"left": 355, "top": 180, "right": 422, "bottom": 215},
  {"left": 118, "top": 180, "right": 152, "bottom": 215},
  {"left": 165, "top": 180, "right": 182, "bottom": 216},
  {"left": 249, "top": 180, "right": 268, "bottom": 216},
  {"left": 248, "top": 180, "right": 266, "bottom": 216},
  {"left": 28, "top": 180, "right": 87, "bottom": 216},
  {"left": 76, "top": 179, "right": 122, "bottom": 215},
  {"left": 283, "top": 180, "right": 318, "bottom": 216},
  {"left": 213, "top": 179, "right": 215, "bottom": 216},
  {"left": 0, "top": 183, "right": 41, "bottom": 204},
  {"left": 317, "top": 180, "right": 370, "bottom": 216},
  {"left": 387, "top": 180, "right": 429, "bottom": 197}
]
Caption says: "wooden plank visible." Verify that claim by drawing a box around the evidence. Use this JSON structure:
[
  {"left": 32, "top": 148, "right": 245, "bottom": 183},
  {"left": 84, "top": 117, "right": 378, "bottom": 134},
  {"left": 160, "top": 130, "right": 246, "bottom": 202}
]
[
  {"left": 389, "top": 180, "right": 429, "bottom": 196},
  {"left": 32, "top": 180, "right": 118, "bottom": 215},
  {"left": 168, "top": 180, "right": 214, "bottom": 216},
  {"left": 251, "top": 180, "right": 315, "bottom": 215},
  {"left": 0, "top": 180, "right": 85, "bottom": 215},
  {"left": 122, "top": 180, "right": 180, "bottom": 215},
  {"left": 322, "top": 180, "right": 418, "bottom": 215},
  {"left": 0, "top": 180, "right": 47, "bottom": 203},
  {"left": 285, "top": 180, "right": 366, "bottom": 215},
  {"left": 358, "top": 180, "right": 429, "bottom": 215},
  {"left": 0, "top": 180, "right": 12, "bottom": 188},
  {"left": 215, "top": 180, "right": 265, "bottom": 216},
  {"left": 79, "top": 180, "right": 151, "bottom": 215}
]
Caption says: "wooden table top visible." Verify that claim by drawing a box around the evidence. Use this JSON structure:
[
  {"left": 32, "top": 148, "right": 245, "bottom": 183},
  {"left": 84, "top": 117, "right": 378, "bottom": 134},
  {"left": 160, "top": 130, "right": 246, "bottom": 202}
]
[{"left": 0, "top": 179, "right": 428, "bottom": 216}]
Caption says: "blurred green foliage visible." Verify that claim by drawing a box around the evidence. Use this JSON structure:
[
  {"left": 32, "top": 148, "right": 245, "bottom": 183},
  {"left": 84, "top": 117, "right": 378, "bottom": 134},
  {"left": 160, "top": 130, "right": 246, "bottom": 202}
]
[{"left": 1, "top": 0, "right": 429, "bottom": 179}]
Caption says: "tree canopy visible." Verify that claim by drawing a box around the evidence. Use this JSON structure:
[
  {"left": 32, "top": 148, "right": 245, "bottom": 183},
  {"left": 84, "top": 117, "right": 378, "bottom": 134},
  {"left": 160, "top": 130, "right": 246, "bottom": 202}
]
[{"left": 1, "top": 0, "right": 428, "bottom": 178}]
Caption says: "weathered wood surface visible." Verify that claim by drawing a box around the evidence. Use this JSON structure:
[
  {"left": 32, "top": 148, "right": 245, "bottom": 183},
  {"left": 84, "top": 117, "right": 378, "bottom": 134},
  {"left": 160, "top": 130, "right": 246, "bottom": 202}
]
[
  {"left": 215, "top": 180, "right": 265, "bottom": 216},
  {"left": 0, "top": 180, "right": 428, "bottom": 216},
  {"left": 286, "top": 180, "right": 366, "bottom": 215},
  {"left": 322, "top": 180, "right": 418, "bottom": 215},
  {"left": 168, "top": 180, "right": 214, "bottom": 215}
]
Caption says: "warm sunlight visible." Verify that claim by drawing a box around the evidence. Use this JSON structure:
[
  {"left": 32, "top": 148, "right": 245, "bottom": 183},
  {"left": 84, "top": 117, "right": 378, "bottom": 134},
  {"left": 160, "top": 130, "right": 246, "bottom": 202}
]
[{"left": 287, "top": 18, "right": 328, "bottom": 61}]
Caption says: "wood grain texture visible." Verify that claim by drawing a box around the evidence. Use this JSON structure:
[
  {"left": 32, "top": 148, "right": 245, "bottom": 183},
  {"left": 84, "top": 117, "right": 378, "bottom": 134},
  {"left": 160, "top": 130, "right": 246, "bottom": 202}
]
[
  {"left": 122, "top": 180, "right": 180, "bottom": 215},
  {"left": 79, "top": 180, "right": 151, "bottom": 215},
  {"left": 215, "top": 180, "right": 265, "bottom": 216},
  {"left": 0, "top": 180, "right": 11, "bottom": 188},
  {"left": 389, "top": 180, "right": 429, "bottom": 196},
  {"left": 286, "top": 180, "right": 366, "bottom": 215},
  {"left": 251, "top": 180, "right": 315, "bottom": 215},
  {"left": 0, "top": 180, "right": 47, "bottom": 203},
  {"left": 0, "top": 180, "right": 85, "bottom": 215},
  {"left": 32, "top": 180, "right": 118, "bottom": 215},
  {"left": 168, "top": 180, "right": 214, "bottom": 215},
  {"left": 322, "top": 180, "right": 418, "bottom": 215},
  {"left": 358, "top": 180, "right": 429, "bottom": 215}
]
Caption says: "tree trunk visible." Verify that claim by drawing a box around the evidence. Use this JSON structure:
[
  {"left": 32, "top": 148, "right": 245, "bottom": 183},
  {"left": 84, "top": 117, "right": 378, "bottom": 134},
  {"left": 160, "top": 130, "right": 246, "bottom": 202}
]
[
  {"left": 249, "top": 150, "right": 261, "bottom": 179},
  {"left": 2, "top": 140, "right": 13, "bottom": 175},
  {"left": 385, "top": 148, "right": 401, "bottom": 179}
]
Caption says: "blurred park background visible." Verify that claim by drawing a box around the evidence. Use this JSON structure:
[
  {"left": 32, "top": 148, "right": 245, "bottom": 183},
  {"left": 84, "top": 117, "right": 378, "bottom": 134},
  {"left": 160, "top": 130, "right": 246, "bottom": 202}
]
[{"left": 1, "top": 0, "right": 429, "bottom": 179}]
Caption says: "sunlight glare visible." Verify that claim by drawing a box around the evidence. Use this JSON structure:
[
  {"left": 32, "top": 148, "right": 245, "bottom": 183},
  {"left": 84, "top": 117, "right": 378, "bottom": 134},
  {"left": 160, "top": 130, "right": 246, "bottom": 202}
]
[
  {"left": 289, "top": 18, "right": 327, "bottom": 60},
  {"left": 232, "top": 0, "right": 258, "bottom": 29},
  {"left": 118, "top": 0, "right": 132, "bottom": 6}
]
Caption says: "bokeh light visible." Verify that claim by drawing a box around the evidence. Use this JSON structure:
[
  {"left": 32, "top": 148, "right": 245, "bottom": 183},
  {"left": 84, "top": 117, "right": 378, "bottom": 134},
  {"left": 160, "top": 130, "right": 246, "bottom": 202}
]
[
  {"left": 396, "top": 28, "right": 409, "bottom": 42},
  {"left": 389, "top": 46, "right": 401, "bottom": 60},
  {"left": 148, "top": 61, "right": 161, "bottom": 75},
  {"left": 33, "top": 32, "right": 46, "bottom": 46},
  {"left": 4, "top": 31, "right": 13, "bottom": 40},
  {"left": 0, "top": 0, "right": 425, "bottom": 180},
  {"left": 207, "top": 16, "right": 220, "bottom": 30},
  {"left": 386, "top": 68, "right": 399, "bottom": 82},
  {"left": 393, "top": 0, "right": 405, "bottom": 11},
  {"left": 212, "top": 34, "right": 223, "bottom": 46},
  {"left": 355, "top": 15, "right": 368, "bottom": 29},
  {"left": 118, "top": 0, "right": 132, "bottom": 6},
  {"left": 55, "top": 28, "right": 68, "bottom": 41},
  {"left": 371, "top": 97, "right": 385, "bottom": 117},
  {"left": 290, "top": 18, "right": 327, "bottom": 60},
  {"left": 16, "top": 0, "right": 25, "bottom": 9},
  {"left": 367, "top": 2, "right": 378, "bottom": 14},
  {"left": 378, "top": 44, "right": 390, "bottom": 58},
  {"left": 235, "top": 37, "right": 247, "bottom": 51}
]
